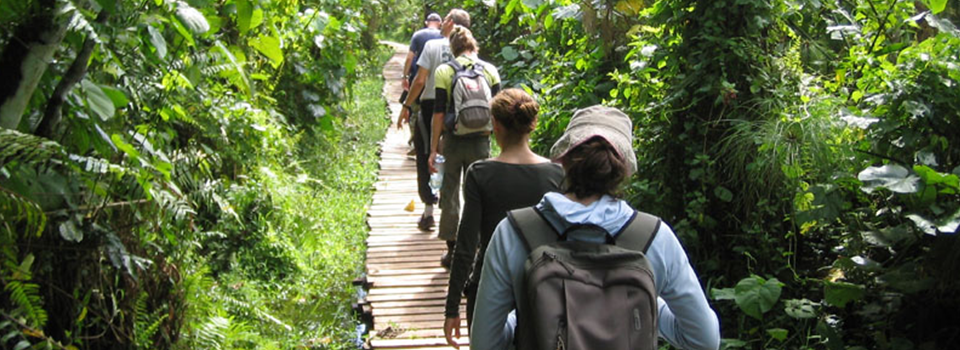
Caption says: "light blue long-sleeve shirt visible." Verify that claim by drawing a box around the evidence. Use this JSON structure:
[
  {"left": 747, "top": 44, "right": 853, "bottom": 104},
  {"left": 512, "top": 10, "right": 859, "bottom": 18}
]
[{"left": 470, "top": 192, "right": 721, "bottom": 350}]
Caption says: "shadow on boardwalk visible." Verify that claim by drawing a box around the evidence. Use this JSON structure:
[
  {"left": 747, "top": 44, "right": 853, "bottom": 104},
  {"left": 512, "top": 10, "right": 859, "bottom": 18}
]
[{"left": 359, "top": 41, "right": 470, "bottom": 350}]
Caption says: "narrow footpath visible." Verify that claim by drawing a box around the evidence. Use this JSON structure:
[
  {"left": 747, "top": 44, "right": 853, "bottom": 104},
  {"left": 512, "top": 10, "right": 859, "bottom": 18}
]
[{"left": 360, "top": 42, "right": 470, "bottom": 350}]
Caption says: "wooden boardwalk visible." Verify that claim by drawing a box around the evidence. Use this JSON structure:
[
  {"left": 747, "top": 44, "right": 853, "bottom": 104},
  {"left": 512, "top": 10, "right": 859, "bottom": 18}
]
[{"left": 360, "top": 42, "right": 469, "bottom": 350}]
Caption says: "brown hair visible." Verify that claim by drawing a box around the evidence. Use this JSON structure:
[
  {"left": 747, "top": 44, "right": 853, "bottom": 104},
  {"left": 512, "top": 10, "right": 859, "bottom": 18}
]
[
  {"left": 490, "top": 89, "right": 539, "bottom": 138},
  {"left": 561, "top": 138, "right": 628, "bottom": 198},
  {"left": 449, "top": 26, "right": 478, "bottom": 57},
  {"left": 446, "top": 9, "right": 471, "bottom": 27}
]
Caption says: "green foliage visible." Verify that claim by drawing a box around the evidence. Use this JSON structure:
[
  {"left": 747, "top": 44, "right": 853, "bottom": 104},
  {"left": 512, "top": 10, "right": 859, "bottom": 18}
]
[
  {"left": 440, "top": 0, "right": 959, "bottom": 348},
  {"left": 2, "top": 0, "right": 389, "bottom": 348}
]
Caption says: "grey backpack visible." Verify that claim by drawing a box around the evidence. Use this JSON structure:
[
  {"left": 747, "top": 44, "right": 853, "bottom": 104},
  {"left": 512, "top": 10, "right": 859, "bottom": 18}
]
[
  {"left": 506, "top": 207, "right": 661, "bottom": 350},
  {"left": 443, "top": 60, "right": 493, "bottom": 136}
]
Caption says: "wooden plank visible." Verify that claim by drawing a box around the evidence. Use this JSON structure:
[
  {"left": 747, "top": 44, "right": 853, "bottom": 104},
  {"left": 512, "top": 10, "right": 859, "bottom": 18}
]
[
  {"left": 367, "top": 243, "right": 447, "bottom": 252},
  {"left": 366, "top": 267, "right": 448, "bottom": 276},
  {"left": 370, "top": 338, "right": 470, "bottom": 349},
  {"left": 371, "top": 329, "right": 468, "bottom": 341},
  {"left": 367, "top": 254, "right": 445, "bottom": 264},
  {"left": 365, "top": 291, "right": 448, "bottom": 302},
  {"left": 367, "top": 298, "right": 448, "bottom": 309},
  {"left": 372, "top": 304, "right": 465, "bottom": 316},
  {"left": 367, "top": 247, "right": 446, "bottom": 258}
]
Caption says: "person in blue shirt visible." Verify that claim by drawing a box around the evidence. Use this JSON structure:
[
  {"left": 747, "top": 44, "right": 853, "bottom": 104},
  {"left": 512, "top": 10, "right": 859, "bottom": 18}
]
[
  {"left": 469, "top": 106, "right": 721, "bottom": 350},
  {"left": 398, "top": 12, "right": 444, "bottom": 229}
]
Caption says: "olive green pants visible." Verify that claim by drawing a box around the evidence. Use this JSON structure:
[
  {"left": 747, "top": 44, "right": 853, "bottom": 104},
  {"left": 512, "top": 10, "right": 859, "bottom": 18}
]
[{"left": 437, "top": 133, "right": 490, "bottom": 241}]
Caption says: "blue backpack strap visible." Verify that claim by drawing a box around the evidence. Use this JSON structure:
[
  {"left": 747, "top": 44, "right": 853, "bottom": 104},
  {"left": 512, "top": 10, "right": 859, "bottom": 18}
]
[{"left": 506, "top": 207, "right": 559, "bottom": 252}]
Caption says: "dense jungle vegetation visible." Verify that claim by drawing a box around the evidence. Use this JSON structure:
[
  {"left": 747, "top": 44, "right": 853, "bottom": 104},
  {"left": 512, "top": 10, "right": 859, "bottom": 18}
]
[{"left": 2, "top": 0, "right": 958, "bottom": 349}]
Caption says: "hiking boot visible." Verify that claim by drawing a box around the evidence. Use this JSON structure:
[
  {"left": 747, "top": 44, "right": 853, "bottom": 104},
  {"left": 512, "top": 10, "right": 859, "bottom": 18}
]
[
  {"left": 417, "top": 214, "right": 435, "bottom": 231},
  {"left": 440, "top": 251, "right": 452, "bottom": 269}
]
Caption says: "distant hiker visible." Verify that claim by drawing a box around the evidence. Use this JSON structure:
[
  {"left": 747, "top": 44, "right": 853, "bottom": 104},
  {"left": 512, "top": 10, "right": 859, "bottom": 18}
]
[
  {"left": 401, "top": 13, "right": 443, "bottom": 94},
  {"left": 429, "top": 25, "right": 501, "bottom": 268},
  {"left": 397, "top": 9, "right": 470, "bottom": 233},
  {"left": 470, "top": 106, "right": 721, "bottom": 350},
  {"left": 399, "top": 13, "right": 443, "bottom": 153},
  {"left": 442, "top": 89, "right": 563, "bottom": 347}
]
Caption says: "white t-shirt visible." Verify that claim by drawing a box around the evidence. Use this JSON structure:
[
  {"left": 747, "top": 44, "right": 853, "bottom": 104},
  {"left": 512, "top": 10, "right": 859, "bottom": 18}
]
[{"left": 416, "top": 38, "right": 453, "bottom": 101}]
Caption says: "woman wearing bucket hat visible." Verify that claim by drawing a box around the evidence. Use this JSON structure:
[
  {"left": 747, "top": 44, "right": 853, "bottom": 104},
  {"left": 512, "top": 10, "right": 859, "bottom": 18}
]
[{"left": 469, "top": 106, "right": 721, "bottom": 350}]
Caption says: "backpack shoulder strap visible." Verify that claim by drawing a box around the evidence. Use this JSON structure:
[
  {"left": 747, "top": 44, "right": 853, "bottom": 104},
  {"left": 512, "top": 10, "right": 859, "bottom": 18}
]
[
  {"left": 507, "top": 207, "right": 559, "bottom": 252},
  {"left": 612, "top": 210, "right": 661, "bottom": 253},
  {"left": 447, "top": 59, "right": 464, "bottom": 73}
]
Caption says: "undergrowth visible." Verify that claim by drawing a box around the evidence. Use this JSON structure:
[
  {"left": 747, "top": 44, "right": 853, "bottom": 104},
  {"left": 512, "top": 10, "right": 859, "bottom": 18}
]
[{"left": 174, "top": 45, "right": 391, "bottom": 350}]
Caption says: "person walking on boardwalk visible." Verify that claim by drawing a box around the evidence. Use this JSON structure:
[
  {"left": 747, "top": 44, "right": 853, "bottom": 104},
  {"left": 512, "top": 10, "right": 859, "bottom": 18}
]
[
  {"left": 442, "top": 89, "right": 563, "bottom": 347},
  {"left": 470, "top": 106, "right": 721, "bottom": 350},
  {"left": 397, "top": 9, "right": 471, "bottom": 233},
  {"left": 397, "top": 12, "right": 443, "bottom": 223},
  {"left": 429, "top": 26, "right": 500, "bottom": 268}
]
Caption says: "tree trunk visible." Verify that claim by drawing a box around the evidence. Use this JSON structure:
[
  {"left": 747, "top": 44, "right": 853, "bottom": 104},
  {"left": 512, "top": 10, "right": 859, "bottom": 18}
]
[
  {"left": 0, "top": 0, "right": 67, "bottom": 130},
  {"left": 37, "top": 12, "right": 107, "bottom": 139}
]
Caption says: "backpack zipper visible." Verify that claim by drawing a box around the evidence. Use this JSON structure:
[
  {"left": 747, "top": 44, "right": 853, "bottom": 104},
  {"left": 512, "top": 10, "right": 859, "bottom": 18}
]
[
  {"left": 543, "top": 252, "right": 575, "bottom": 275},
  {"left": 556, "top": 319, "right": 567, "bottom": 350}
]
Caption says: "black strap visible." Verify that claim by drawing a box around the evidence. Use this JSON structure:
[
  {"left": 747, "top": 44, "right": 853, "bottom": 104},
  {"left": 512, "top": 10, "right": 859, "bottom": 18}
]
[{"left": 507, "top": 207, "right": 661, "bottom": 253}]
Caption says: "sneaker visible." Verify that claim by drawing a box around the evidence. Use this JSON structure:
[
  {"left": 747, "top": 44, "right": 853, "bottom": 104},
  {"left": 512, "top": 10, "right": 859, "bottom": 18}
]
[
  {"left": 440, "top": 251, "right": 452, "bottom": 269},
  {"left": 417, "top": 214, "right": 435, "bottom": 231}
]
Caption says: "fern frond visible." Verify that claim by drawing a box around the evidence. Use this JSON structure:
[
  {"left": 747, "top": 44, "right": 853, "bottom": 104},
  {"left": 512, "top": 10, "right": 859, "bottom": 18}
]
[
  {"left": 134, "top": 293, "right": 168, "bottom": 349},
  {"left": 3, "top": 281, "right": 47, "bottom": 328},
  {"left": 0, "top": 129, "right": 65, "bottom": 169},
  {"left": 0, "top": 187, "right": 47, "bottom": 238}
]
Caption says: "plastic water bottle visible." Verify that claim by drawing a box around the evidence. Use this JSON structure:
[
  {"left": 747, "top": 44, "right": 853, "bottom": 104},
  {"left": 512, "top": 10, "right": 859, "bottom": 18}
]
[{"left": 429, "top": 155, "right": 445, "bottom": 195}]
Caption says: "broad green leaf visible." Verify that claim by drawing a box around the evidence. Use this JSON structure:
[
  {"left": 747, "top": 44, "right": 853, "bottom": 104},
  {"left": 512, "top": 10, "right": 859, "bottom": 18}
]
[
  {"left": 767, "top": 328, "right": 788, "bottom": 341},
  {"left": 858, "top": 164, "right": 920, "bottom": 194},
  {"left": 714, "top": 186, "right": 733, "bottom": 202},
  {"left": 250, "top": 8, "right": 264, "bottom": 30},
  {"left": 324, "top": 16, "right": 342, "bottom": 35},
  {"left": 721, "top": 339, "right": 748, "bottom": 348},
  {"left": 734, "top": 275, "right": 782, "bottom": 320},
  {"left": 505, "top": 0, "right": 520, "bottom": 18},
  {"left": 543, "top": 10, "right": 554, "bottom": 29},
  {"left": 147, "top": 25, "right": 166, "bottom": 59},
  {"left": 784, "top": 298, "right": 817, "bottom": 319},
  {"left": 111, "top": 134, "right": 141, "bottom": 159},
  {"left": 170, "top": 16, "right": 195, "bottom": 46},
  {"left": 553, "top": 4, "right": 580, "bottom": 20},
  {"left": 215, "top": 41, "right": 253, "bottom": 98},
  {"left": 823, "top": 281, "right": 864, "bottom": 307},
  {"left": 925, "top": 0, "right": 947, "bottom": 14},
  {"left": 13, "top": 340, "right": 31, "bottom": 350},
  {"left": 176, "top": 3, "right": 209, "bottom": 34},
  {"left": 100, "top": 86, "right": 129, "bottom": 108},
  {"left": 95, "top": 0, "right": 117, "bottom": 14},
  {"left": 907, "top": 209, "right": 960, "bottom": 235},
  {"left": 81, "top": 80, "right": 115, "bottom": 121},
  {"left": 862, "top": 225, "right": 913, "bottom": 248},
  {"left": 237, "top": 0, "right": 253, "bottom": 34},
  {"left": 249, "top": 35, "right": 284, "bottom": 68},
  {"left": 880, "top": 263, "right": 935, "bottom": 293},
  {"left": 59, "top": 220, "right": 83, "bottom": 242},
  {"left": 711, "top": 287, "right": 736, "bottom": 300},
  {"left": 522, "top": 0, "right": 543, "bottom": 9},
  {"left": 501, "top": 46, "right": 520, "bottom": 61}
]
